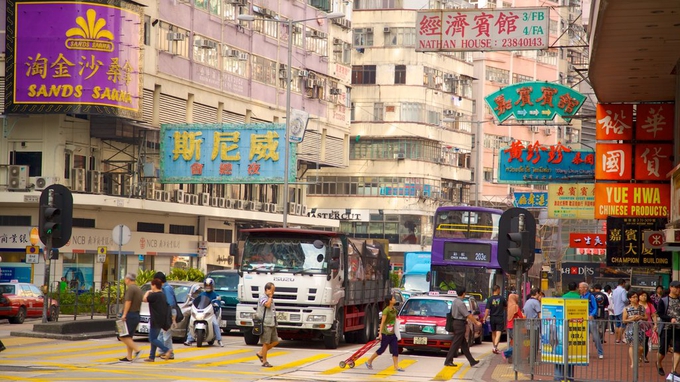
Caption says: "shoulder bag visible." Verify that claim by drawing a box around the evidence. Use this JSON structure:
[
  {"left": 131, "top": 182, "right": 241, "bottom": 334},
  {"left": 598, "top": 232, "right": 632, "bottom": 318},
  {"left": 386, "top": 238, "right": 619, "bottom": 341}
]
[
  {"left": 252, "top": 303, "right": 267, "bottom": 336},
  {"left": 445, "top": 311, "right": 455, "bottom": 332}
]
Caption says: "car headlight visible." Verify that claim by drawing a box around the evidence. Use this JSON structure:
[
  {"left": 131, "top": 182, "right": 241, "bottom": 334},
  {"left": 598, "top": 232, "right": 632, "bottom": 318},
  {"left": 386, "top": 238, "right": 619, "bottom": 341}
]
[
  {"left": 239, "top": 312, "right": 255, "bottom": 319},
  {"left": 306, "top": 315, "right": 327, "bottom": 322},
  {"left": 436, "top": 326, "right": 450, "bottom": 335}
]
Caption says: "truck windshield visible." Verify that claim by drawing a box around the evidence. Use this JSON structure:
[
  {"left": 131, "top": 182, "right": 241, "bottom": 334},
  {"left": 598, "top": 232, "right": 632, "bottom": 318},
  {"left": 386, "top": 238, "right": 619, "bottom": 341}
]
[{"left": 242, "top": 238, "right": 329, "bottom": 274}]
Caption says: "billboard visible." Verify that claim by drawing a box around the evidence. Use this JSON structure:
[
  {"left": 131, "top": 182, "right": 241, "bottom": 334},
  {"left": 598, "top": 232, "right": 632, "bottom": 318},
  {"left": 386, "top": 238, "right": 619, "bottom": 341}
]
[
  {"left": 606, "top": 217, "right": 670, "bottom": 267},
  {"left": 160, "top": 123, "right": 297, "bottom": 184},
  {"left": 415, "top": 8, "right": 549, "bottom": 52},
  {"left": 513, "top": 192, "right": 548, "bottom": 208},
  {"left": 498, "top": 141, "right": 594, "bottom": 183},
  {"left": 5, "top": 0, "right": 143, "bottom": 119},
  {"left": 547, "top": 183, "right": 594, "bottom": 219},
  {"left": 594, "top": 183, "right": 670, "bottom": 219},
  {"left": 485, "top": 82, "right": 586, "bottom": 123}
]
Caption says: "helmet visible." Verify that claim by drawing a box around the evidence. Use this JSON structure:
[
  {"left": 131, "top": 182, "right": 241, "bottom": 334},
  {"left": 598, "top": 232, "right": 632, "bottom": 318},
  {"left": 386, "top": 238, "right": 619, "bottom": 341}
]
[{"left": 204, "top": 278, "right": 215, "bottom": 293}]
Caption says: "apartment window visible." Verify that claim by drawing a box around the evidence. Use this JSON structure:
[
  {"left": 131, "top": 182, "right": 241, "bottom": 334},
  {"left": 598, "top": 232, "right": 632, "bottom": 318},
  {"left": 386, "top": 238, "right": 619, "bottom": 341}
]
[
  {"left": 72, "top": 218, "right": 96, "bottom": 228},
  {"left": 400, "top": 102, "right": 424, "bottom": 122},
  {"left": 354, "top": 0, "right": 403, "bottom": 9},
  {"left": 332, "top": 40, "right": 351, "bottom": 65},
  {"left": 169, "top": 224, "right": 196, "bottom": 235},
  {"left": 223, "top": 0, "right": 239, "bottom": 21},
  {"left": 483, "top": 167, "right": 493, "bottom": 182},
  {"left": 11, "top": 151, "right": 42, "bottom": 177},
  {"left": 207, "top": 228, "right": 233, "bottom": 243},
  {"left": 385, "top": 27, "right": 416, "bottom": 47},
  {"left": 512, "top": 73, "right": 533, "bottom": 84},
  {"left": 309, "top": 0, "right": 332, "bottom": 12},
  {"left": 208, "top": 0, "right": 220, "bottom": 15},
  {"left": 485, "top": 66, "right": 510, "bottom": 84},
  {"left": 223, "top": 47, "right": 248, "bottom": 77},
  {"left": 290, "top": 24, "right": 304, "bottom": 48},
  {"left": 193, "top": 35, "right": 219, "bottom": 67},
  {"left": 252, "top": 55, "right": 277, "bottom": 86},
  {"left": 195, "top": 0, "right": 209, "bottom": 11},
  {"left": 253, "top": 14, "right": 279, "bottom": 38},
  {"left": 352, "top": 65, "right": 376, "bottom": 84},
  {"left": 144, "top": 16, "right": 151, "bottom": 46},
  {"left": 305, "top": 29, "right": 328, "bottom": 56},
  {"left": 0, "top": 216, "right": 31, "bottom": 226},
  {"left": 137, "top": 222, "right": 164, "bottom": 233},
  {"left": 159, "top": 24, "right": 190, "bottom": 58},
  {"left": 373, "top": 102, "right": 384, "bottom": 121},
  {"left": 353, "top": 28, "right": 374, "bottom": 47},
  {"left": 394, "top": 64, "right": 406, "bottom": 84},
  {"left": 537, "top": 50, "right": 559, "bottom": 66}
]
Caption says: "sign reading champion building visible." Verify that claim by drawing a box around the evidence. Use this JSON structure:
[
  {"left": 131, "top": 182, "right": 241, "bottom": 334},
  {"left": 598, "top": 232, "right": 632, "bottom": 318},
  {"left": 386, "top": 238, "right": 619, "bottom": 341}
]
[{"left": 5, "top": 0, "right": 143, "bottom": 119}]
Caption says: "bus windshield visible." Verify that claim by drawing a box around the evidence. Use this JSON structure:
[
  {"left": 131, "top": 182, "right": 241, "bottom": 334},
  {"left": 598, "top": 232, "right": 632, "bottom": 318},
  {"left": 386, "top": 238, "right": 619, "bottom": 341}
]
[
  {"left": 431, "top": 266, "right": 494, "bottom": 302},
  {"left": 241, "top": 238, "right": 329, "bottom": 274},
  {"left": 434, "top": 209, "right": 500, "bottom": 240}
]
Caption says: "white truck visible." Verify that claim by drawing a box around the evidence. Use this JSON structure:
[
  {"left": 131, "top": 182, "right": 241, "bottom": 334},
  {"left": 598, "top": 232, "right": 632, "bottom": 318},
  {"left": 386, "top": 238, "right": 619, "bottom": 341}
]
[{"left": 232, "top": 228, "right": 391, "bottom": 349}]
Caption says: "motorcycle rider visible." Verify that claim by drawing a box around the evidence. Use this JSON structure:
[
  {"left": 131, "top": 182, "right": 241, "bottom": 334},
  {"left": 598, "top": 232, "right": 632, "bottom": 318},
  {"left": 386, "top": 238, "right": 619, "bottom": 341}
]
[{"left": 184, "top": 278, "right": 223, "bottom": 347}]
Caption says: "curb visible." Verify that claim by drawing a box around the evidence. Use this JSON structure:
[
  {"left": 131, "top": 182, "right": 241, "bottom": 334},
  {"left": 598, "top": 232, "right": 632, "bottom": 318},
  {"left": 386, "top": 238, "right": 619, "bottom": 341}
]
[{"left": 10, "top": 330, "right": 116, "bottom": 341}]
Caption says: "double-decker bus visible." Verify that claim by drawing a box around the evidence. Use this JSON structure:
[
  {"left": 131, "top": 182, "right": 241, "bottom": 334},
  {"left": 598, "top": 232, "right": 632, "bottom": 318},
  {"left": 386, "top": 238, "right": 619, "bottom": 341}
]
[{"left": 430, "top": 206, "right": 505, "bottom": 321}]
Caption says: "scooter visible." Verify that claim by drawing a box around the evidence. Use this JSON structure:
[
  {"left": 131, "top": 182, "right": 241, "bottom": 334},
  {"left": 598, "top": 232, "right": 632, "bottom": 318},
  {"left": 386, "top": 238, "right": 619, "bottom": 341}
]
[{"left": 187, "top": 295, "right": 221, "bottom": 347}]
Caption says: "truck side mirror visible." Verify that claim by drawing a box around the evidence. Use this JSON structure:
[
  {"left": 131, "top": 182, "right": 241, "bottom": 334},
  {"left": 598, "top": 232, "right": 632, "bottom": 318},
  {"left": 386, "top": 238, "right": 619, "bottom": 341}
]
[
  {"left": 331, "top": 246, "right": 341, "bottom": 260},
  {"left": 229, "top": 243, "right": 239, "bottom": 257}
]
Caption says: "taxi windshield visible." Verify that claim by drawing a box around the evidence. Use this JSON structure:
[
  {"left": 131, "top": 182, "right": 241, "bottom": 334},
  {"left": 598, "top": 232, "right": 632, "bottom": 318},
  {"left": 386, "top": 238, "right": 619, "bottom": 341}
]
[{"left": 400, "top": 299, "right": 451, "bottom": 318}]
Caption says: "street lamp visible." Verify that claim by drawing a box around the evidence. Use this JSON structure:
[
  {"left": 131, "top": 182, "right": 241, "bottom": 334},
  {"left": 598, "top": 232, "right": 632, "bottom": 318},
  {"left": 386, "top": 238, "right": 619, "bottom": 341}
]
[{"left": 238, "top": 11, "right": 344, "bottom": 228}]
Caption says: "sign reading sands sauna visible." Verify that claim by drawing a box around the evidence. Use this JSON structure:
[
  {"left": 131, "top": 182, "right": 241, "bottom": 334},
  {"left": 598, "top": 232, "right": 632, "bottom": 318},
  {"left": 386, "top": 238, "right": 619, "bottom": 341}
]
[{"left": 4, "top": 0, "right": 143, "bottom": 119}]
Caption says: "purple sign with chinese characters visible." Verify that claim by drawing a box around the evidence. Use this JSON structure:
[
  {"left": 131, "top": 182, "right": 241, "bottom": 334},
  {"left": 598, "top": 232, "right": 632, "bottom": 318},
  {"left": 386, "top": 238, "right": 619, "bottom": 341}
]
[{"left": 6, "top": 0, "right": 142, "bottom": 118}]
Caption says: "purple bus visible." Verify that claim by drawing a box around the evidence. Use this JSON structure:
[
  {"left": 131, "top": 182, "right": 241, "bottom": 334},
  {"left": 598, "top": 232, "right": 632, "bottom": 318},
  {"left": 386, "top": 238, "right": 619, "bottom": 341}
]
[{"left": 430, "top": 206, "right": 505, "bottom": 333}]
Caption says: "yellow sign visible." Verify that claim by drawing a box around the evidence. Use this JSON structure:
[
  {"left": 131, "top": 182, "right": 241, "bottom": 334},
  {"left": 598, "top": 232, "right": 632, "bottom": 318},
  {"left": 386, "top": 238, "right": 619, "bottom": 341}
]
[
  {"left": 564, "top": 299, "right": 589, "bottom": 364},
  {"left": 547, "top": 183, "right": 595, "bottom": 219},
  {"left": 97, "top": 246, "right": 107, "bottom": 255},
  {"left": 25, "top": 245, "right": 40, "bottom": 254},
  {"left": 29, "top": 227, "right": 40, "bottom": 245}
]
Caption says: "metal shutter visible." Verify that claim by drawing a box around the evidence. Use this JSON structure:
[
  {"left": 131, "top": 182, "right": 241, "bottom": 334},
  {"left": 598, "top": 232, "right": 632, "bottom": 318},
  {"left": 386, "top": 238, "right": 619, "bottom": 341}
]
[
  {"left": 222, "top": 110, "right": 246, "bottom": 124},
  {"left": 142, "top": 88, "right": 154, "bottom": 124},
  {"left": 193, "top": 103, "right": 217, "bottom": 124}
]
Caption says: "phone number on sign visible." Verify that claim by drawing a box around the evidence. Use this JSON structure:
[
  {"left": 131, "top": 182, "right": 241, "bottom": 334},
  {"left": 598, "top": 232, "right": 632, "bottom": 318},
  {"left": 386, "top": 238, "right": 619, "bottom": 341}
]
[{"left": 502, "top": 37, "right": 545, "bottom": 48}]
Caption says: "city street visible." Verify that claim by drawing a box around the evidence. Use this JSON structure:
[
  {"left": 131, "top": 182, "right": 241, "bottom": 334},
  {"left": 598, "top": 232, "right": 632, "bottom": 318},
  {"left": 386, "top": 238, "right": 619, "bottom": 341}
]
[{"left": 0, "top": 319, "right": 495, "bottom": 382}]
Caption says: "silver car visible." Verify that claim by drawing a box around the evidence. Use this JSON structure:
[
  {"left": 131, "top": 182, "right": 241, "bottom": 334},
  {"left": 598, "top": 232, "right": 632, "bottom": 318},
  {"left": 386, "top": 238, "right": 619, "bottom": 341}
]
[{"left": 134, "top": 281, "right": 203, "bottom": 342}]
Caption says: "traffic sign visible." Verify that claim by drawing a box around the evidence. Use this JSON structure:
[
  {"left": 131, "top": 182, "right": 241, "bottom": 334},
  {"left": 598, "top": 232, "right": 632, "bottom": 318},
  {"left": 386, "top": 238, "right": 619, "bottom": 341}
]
[
  {"left": 97, "top": 246, "right": 107, "bottom": 255},
  {"left": 112, "top": 225, "right": 131, "bottom": 246},
  {"left": 26, "top": 253, "right": 40, "bottom": 264},
  {"left": 25, "top": 245, "right": 40, "bottom": 254},
  {"left": 643, "top": 230, "right": 665, "bottom": 249}
]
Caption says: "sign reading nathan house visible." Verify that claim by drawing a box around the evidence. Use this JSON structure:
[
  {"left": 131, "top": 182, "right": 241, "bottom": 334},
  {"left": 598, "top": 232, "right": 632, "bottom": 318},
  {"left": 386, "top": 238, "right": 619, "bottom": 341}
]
[{"left": 5, "top": 0, "right": 143, "bottom": 119}]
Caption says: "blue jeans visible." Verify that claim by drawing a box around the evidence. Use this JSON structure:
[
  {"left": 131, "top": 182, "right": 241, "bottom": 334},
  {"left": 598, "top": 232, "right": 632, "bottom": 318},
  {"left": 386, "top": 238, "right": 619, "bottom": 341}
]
[
  {"left": 148, "top": 326, "right": 170, "bottom": 360},
  {"left": 589, "top": 320, "right": 603, "bottom": 356}
]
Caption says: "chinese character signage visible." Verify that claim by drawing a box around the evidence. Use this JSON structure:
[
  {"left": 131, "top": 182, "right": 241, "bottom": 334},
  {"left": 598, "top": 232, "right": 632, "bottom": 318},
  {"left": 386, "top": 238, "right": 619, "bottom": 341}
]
[
  {"left": 498, "top": 141, "right": 594, "bottom": 183},
  {"left": 569, "top": 233, "right": 606, "bottom": 249},
  {"left": 595, "top": 104, "right": 633, "bottom": 140},
  {"left": 635, "top": 144, "right": 673, "bottom": 181},
  {"left": 547, "top": 183, "right": 594, "bottom": 219},
  {"left": 636, "top": 104, "right": 674, "bottom": 141},
  {"left": 159, "top": 123, "right": 296, "bottom": 184},
  {"left": 594, "top": 183, "right": 670, "bottom": 219},
  {"left": 513, "top": 192, "right": 548, "bottom": 208},
  {"left": 4, "top": 0, "right": 143, "bottom": 119},
  {"left": 606, "top": 217, "right": 670, "bottom": 267},
  {"left": 415, "top": 8, "right": 549, "bottom": 52},
  {"left": 595, "top": 143, "right": 632, "bottom": 180},
  {"left": 484, "top": 81, "right": 586, "bottom": 123}
]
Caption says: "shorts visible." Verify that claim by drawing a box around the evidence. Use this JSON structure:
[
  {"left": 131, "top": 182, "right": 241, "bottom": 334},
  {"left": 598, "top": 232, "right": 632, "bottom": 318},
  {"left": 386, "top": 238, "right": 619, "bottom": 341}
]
[
  {"left": 490, "top": 317, "right": 505, "bottom": 332},
  {"left": 659, "top": 328, "right": 680, "bottom": 356},
  {"left": 261, "top": 325, "right": 279, "bottom": 344},
  {"left": 376, "top": 333, "right": 399, "bottom": 356},
  {"left": 121, "top": 311, "right": 140, "bottom": 338},
  {"left": 611, "top": 314, "right": 623, "bottom": 328}
]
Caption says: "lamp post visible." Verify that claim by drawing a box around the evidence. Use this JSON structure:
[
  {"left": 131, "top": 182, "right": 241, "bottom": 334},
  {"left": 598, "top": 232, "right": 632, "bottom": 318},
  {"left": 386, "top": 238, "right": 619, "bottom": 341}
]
[{"left": 238, "top": 11, "right": 344, "bottom": 228}]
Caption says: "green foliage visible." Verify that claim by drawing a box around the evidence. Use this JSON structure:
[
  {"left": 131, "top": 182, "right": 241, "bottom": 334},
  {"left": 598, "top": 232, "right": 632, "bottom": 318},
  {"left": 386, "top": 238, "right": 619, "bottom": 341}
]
[
  {"left": 136, "top": 269, "right": 157, "bottom": 285},
  {"left": 168, "top": 267, "right": 205, "bottom": 282},
  {"left": 389, "top": 271, "right": 400, "bottom": 289}
]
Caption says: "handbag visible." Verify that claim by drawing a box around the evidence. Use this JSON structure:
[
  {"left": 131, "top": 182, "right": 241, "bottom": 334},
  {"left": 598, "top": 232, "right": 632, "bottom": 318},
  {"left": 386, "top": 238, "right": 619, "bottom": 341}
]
[
  {"left": 446, "top": 312, "right": 455, "bottom": 333},
  {"left": 174, "top": 301, "right": 184, "bottom": 324},
  {"left": 252, "top": 304, "right": 267, "bottom": 336}
]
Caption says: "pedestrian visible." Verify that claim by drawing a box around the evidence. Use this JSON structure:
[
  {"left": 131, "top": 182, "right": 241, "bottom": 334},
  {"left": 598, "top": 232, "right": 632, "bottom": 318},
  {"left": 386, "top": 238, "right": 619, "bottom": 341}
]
[
  {"left": 604, "top": 285, "right": 614, "bottom": 334},
  {"left": 366, "top": 293, "right": 404, "bottom": 372},
  {"left": 142, "top": 278, "right": 171, "bottom": 362},
  {"left": 656, "top": 280, "right": 680, "bottom": 376},
  {"left": 592, "top": 284, "right": 609, "bottom": 344},
  {"left": 638, "top": 290, "right": 657, "bottom": 363},
  {"left": 523, "top": 287, "right": 542, "bottom": 359},
  {"left": 155, "top": 271, "right": 176, "bottom": 360},
  {"left": 118, "top": 273, "right": 143, "bottom": 362},
  {"left": 623, "top": 290, "right": 646, "bottom": 368},
  {"left": 484, "top": 284, "right": 506, "bottom": 354},
  {"left": 579, "top": 282, "right": 604, "bottom": 359},
  {"left": 501, "top": 293, "right": 523, "bottom": 363},
  {"left": 612, "top": 278, "right": 628, "bottom": 344},
  {"left": 443, "top": 286, "right": 480, "bottom": 368},
  {"left": 650, "top": 285, "right": 664, "bottom": 310},
  {"left": 555, "top": 282, "right": 579, "bottom": 382},
  {"left": 255, "top": 282, "right": 279, "bottom": 368}
]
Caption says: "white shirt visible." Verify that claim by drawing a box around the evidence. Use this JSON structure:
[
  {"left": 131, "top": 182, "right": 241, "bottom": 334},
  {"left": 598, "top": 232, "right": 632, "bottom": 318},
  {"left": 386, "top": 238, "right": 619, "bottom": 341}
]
[{"left": 612, "top": 285, "right": 627, "bottom": 316}]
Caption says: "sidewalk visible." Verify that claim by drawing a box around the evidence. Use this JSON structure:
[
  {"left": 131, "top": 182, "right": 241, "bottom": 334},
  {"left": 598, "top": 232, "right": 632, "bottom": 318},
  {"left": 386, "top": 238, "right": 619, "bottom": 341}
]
[{"left": 8, "top": 314, "right": 116, "bottom": 341}]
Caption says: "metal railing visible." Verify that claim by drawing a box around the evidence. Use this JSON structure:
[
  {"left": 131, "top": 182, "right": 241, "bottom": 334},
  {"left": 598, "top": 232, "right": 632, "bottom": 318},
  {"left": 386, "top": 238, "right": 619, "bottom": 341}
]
[
  {"left": 512, "top": 318, "right": 670, "bottom": 382},
  {"left": 48, "top": 281, "right": 126, "bottom": 320}
]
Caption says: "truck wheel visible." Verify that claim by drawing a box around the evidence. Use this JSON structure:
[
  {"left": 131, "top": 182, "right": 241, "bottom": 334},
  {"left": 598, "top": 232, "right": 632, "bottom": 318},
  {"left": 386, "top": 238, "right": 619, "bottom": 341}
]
[
  {"left": 244, "top": 330, "right": 260, "bottom": 346},
  {"left": 196, "top": 329, "right": 205, "bottom": 347},
  {"left": 324, "top": 310, "right": 343, "bottom": 349}
]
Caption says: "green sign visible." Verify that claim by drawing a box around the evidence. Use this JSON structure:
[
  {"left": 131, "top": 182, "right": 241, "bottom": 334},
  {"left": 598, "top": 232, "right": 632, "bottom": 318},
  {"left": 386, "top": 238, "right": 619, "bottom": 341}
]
[{"left": 484, "top": 81, "right": 586, "bottom": 123}]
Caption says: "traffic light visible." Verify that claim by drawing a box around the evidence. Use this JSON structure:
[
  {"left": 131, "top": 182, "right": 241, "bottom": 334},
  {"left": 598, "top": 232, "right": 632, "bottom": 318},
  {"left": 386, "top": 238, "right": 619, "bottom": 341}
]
[
  {"left": 38, "top": 185, "right": 73, "bottom": 249},
  {"left": 497, "top": 208, "right": 537, "bottom": 274}
]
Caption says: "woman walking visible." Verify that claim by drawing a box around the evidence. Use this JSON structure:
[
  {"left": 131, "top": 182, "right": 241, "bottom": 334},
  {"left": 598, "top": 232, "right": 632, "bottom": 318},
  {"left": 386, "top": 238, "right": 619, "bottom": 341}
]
[
  {"left": 638, "top": 291, "right": 657, "bottom": 363},
  {"left": 649, "top": 285, "right": 664, "bottom": 310},
  {"left": 623, "top": 290, "right": 646, "bottom": 367},
  {"left": 366, "top": 294, "right": 404, "bottom": 372},
  {"left": 142, "top": 278, "right": 171, "bottom": 362},
  {"left": 502, "top": 293, "right": 523, "bottom": 363}
]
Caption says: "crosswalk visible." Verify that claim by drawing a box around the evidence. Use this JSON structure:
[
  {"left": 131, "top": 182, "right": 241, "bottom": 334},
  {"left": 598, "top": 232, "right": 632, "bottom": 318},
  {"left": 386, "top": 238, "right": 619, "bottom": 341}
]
[{"left": 0, "top": 336, "right": 483, "bottom": 381}]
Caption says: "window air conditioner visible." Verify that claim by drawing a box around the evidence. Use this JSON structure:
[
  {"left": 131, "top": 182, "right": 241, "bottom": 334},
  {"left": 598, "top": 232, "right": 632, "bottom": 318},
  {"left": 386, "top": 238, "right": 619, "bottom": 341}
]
[
  {"left": 237, "top": 52, "right": 248, "bottom": 61},
  {"left": 530, "top": 126, "right": 539, "bottom": 133},
  {"left": 443, "top": 109, "right": 455, "bottom": 115},
  {"left": 383, "top": 27, "right": 390, "bottom": 33},
  {"left": 167, "top": 32, "right": 186, "bottom": 41},
  {"left": 217, "top": 197, "right": 227, "bottom": 208},
  {"left": 31, "top": 176, "right": 59, "bottom": 191},
  {"left": 8, "top": 165, "right": 29, "bottom": 190},
  {"left": 71, "top": 168, "right": 86, "bottom": 192},
  {"left": 87, "top": 170, "right": 102, "bottom": 194},
  {"left": 196, "top": 39, "right": 217, "bottom": 49},
  {"left": 174, "top": 189, "right": 185, "bottom": 203},
  {"left": 545, "top": 127, "right": 552, "bottom": 135},
  {"left": 200, "top": 193, "right": 211, "bottom": 206},
  {"left": 394, "top": 153, "right": 405, "bottom": 160},
  {"left": 295, "top": 204, "right": 302, "bottom": 215},
  {"left": 330, "top": 88, "right": 341, "bottom": 95},
  {"left": 236, "top": 200, "right": 245, "bottom": 209},
  {"left": 154, "top": 190, "right": 165, "bottom": 201},
  {"left": 288, "top": 202, "right": 297, "bottom": 215},
  {"left": 301, "top": 205, "right": 308, "bottom": 215},
  {"left": 299, "top": 70, "right": 310, "bottom": 77},
  {"left": 224, "top": 48, "right": 238, "bottom": 57}
]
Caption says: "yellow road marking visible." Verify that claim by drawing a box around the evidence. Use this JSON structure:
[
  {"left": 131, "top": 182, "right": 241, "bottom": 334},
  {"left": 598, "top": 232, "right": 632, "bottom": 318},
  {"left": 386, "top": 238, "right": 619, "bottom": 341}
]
[
  {"left": 0, "top": 337, "right": 57, "bottom": 347},
  {"left": 371, "top": 359, "right": 417, "bottom": 378},
  {"left": 321, "top": 356, "right": 369, "bottom": 374},
  {"left": 268, "top": 353, "right": 331, "bottom": 371},
  {"left": 3, "top": 343, "right": 123, "bottom": 358},
  {"left": 165, "top": 348, "right": 251, "bottom": 362},
  {"left": 458, "top": 349, "right": 493, "bottom": 378},
  {"left": 432, "top": 362, "right": 463, "bottom": 381},
  {"left": 199, "top": 351, "right": 289, "bottom": 367}
]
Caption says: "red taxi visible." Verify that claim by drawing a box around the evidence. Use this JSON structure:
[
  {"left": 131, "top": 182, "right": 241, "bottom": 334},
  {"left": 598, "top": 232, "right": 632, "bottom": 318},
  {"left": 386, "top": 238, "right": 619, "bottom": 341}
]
[{"left": 0, "top": 282, "right": 59, "bottom": 324}]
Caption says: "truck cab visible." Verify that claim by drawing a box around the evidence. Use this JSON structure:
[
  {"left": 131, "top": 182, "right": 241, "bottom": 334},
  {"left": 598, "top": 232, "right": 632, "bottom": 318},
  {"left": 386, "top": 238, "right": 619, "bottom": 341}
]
[{"left": 205, "top": 269, "right": 240, "bottom": 332}]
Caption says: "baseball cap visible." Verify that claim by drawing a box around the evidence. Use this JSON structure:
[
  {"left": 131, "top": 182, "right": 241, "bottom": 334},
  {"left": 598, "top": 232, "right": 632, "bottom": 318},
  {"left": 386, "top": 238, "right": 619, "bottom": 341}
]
[{"left": 670, "top": 281, "right": 680, "bottom": 288}]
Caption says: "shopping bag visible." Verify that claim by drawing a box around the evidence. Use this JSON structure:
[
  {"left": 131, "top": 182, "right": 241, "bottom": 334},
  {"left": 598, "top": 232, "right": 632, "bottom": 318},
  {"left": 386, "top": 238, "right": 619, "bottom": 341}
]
[
  {"left": 115, "top": 319, "right": 129, "bottom": 336},
  {"left": 666, "top": 372, "right": 680, "bottom": 382}
]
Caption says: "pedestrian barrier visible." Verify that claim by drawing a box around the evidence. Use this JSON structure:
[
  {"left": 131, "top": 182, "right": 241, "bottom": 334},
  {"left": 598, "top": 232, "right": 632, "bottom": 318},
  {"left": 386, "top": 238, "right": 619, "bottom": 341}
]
[
  {"left": 512, "top": 318, "right": 672, "bottom": 382},
  {"left": 48, "top": 280, "right": 125, "bottom": 320}
]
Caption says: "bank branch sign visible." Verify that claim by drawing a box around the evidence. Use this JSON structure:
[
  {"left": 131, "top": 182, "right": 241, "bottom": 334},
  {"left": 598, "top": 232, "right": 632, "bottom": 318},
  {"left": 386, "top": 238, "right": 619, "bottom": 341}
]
[
  {"left": 416, "top": 8, "right": 549, "bottom": 52},
  {"left": 5, "top": 0, "right": 143, "bottom": 119},
  {"left": 485, "top": 82, "right": 586, "bottom": 123}
]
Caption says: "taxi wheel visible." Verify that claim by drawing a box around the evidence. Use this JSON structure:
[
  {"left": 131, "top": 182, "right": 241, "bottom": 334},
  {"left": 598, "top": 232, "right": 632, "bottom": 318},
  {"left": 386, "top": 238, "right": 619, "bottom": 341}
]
[{"left": 10, "top": 307, "right": 26, "bottom": 324}]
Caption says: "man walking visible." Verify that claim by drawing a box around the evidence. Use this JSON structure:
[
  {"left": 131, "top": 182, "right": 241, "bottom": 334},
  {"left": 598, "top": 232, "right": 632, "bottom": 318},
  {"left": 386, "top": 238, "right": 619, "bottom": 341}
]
[
  {"left": 523, "top": 287, "right": 541, "bottom": 359},
  {"left": 579, "top": 282, "right": 604, "bottom": 359},
  {"left": 592, "top": 284, "right": 609, "bottom": 343},
  {"left": 444, "top": 286, "right": 480, "bottom": 368},
  {"left": 484, "top": 285, "right": 506, "bottom": 354},
  {"left": 656, "top": 280, "right": 680, "bottom": 376},
  {"left": 255, "top": 282, "right": 279, "bottom": 367},
  {"left": 612, "top": 279, "right": 628, "bottom": 344},
  {"left": 155, "top": 272, "right": 176, "bottom": 359},
  {"left": 119, "top": 273, "right": 143, "bottom": 362}
]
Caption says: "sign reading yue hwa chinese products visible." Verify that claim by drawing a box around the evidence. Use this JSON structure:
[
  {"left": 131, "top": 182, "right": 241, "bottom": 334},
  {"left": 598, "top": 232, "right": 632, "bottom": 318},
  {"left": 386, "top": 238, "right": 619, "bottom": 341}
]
[
  {"left": 159, "top": 123, "right": 296, "bottom": 184},
  {"left": 513, "top": 192, "right": 548, "bottom": 208},
  {"left": 594, "top": 183, "right": 670, "bottom": 219},
  {"left": 606, "top": 217, "right": 670, "bottom": 267},
  {"left": 415, "top": 8, "right": 549, "bottom": 52},
  {"left": 5, "top": 0, "right": 143, "bottom": 118},
  {"left": 485, "top": 82, "right": 586, "bottom": 123},
  {"left": 547, "top": 183, "right": 594, "bottom": 219},
  {"left": 498, "top": 141, "right": 594, "bottom": 183}
]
